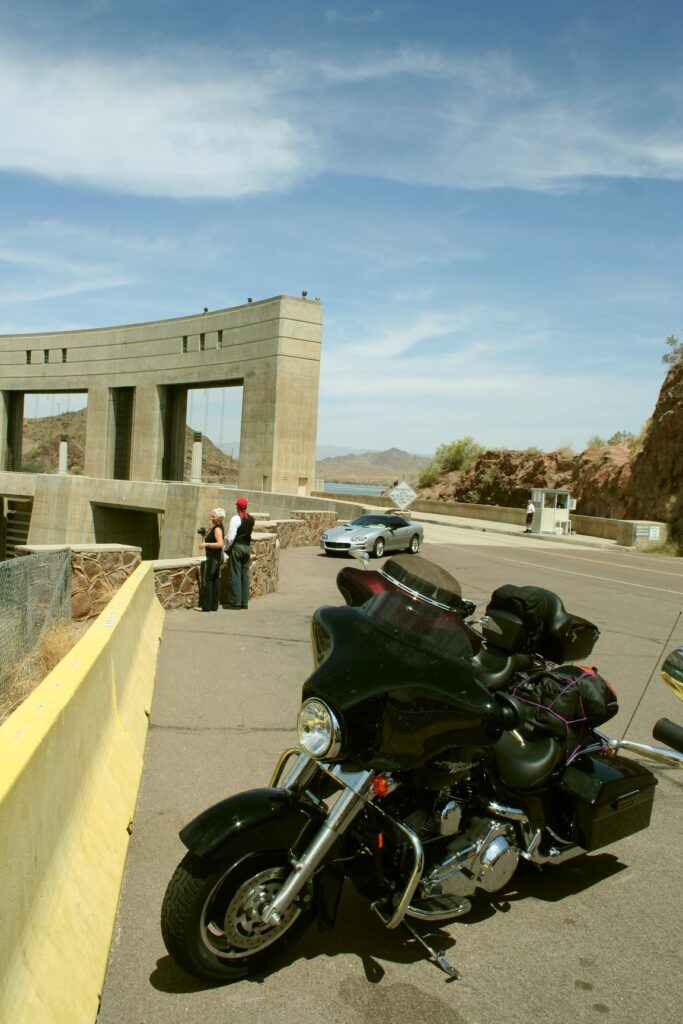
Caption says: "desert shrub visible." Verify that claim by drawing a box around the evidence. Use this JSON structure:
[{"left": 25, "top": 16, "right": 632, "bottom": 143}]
[
  {"left": 418, "top": 463, "right": 441, "bottom": 488},
  {"left": 0, "top": 620, "right": 85, "bottom": 722},
  {"left": 607, "top": 430, "right": 636, "bottom": 446},
  {"left": 435, "top": 436, "right": 484, "bottom": 473},
  {"left": 643, "top": 540, "right": 682, "bottom": 557},
  {"left": 586, "top": 434, "right": 606, "bottom": 448},
  {"left": 662, "top": 334, "right": 683, "bottom": 365}
]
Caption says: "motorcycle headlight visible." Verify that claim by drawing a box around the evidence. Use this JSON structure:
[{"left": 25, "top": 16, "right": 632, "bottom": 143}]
[{"left": 297, "top": 699, "right": 342, "bottom": 758}]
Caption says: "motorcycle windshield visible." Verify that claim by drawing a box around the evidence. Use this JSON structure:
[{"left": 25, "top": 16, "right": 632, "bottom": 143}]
[
  {"left": 363, "top": 589, "right": 471, "bottom": 662},
  {"left": 305, "top": 591, "right": 502, "bottom": 770},
  {"left": 379, "top": 554, "right": 463, "bottom": 612}
]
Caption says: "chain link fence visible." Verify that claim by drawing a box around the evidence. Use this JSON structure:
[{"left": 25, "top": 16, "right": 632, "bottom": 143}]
[{"left": 0, "top": 549, "right": 71, "bottom": 708}]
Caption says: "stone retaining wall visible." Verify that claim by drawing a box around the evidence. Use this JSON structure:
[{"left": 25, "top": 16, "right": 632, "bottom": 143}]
[
  {"left": 18, "top": 533, "right": 282, "bottom": 617},
  {"left": 258, "top": 510, "right": 338, "bottom": 548},
  {"left": 71, "top": 548, "right": 143, "bottom": 619}
]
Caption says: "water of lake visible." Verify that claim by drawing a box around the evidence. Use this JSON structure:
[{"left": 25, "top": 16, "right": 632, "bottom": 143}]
[{"left": 322, "top": 482, "right": 387, "bottom": 496}]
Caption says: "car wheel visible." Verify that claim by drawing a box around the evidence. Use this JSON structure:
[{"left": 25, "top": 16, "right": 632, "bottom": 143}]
[
  {"left": 407, "top": 534, "right": 420, "bottom": 554},
  {"left": 372, "top": 538, "right": 385, "bottom": 558}
]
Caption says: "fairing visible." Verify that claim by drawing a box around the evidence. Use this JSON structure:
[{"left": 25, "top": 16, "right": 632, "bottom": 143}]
[{"left": 305, "top": 591, "right": 503, "bottom": 771}]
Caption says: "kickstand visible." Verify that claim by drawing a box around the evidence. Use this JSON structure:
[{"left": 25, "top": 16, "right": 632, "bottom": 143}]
[{"left": 402, "top": 919, "right": 460, "bottom": 979}]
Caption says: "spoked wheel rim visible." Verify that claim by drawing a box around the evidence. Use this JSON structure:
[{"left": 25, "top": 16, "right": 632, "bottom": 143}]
[
  {"left": 200, "top": 863, "right": 311, "bottom": 960},
  {"left": 374, "top": 538, "right": 385, "bottom": 557},
  {"left": 409, "top": 535, "right": 419, "bottom": 553}
]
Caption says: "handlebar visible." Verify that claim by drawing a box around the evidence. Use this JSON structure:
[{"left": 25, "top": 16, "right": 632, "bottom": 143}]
[{"left": 653, "top": 718, "right": 683, "bottom": 755}]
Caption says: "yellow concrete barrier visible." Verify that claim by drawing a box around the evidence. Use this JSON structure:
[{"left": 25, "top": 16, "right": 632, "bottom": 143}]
[{"left": 0, "top": 562, "right": 165, "bottom": 1024}]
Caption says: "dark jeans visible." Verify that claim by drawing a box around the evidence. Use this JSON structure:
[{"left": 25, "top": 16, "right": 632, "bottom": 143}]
[
  {"left": 229, "top": 543, "right": 251, "bottom": 607},
  {"left": 201, "top": 556, "right": 222, "bottom": 611}
]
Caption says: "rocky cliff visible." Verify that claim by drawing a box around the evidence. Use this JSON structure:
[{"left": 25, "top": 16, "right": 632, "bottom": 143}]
[{"left": 419, "top": 362, "right": 683, "bottom": 541}]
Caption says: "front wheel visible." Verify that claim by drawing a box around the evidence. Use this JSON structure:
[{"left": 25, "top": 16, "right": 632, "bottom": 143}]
[
  {"left": 372, "top": 537, "right": 385, "bottom": 558},
  {"left": 161, "top": 847, "right": 316, "bottom": 981}
]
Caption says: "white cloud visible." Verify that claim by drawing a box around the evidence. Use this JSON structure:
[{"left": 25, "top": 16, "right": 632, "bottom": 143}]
[
  {"left": 1, "top": 39, "right": 681, "bottom": 199},
  {"left": 0, "top": 47, "right": 321, "bottom": 198}
]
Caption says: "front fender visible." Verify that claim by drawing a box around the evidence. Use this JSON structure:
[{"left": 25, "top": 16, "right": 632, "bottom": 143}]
[{"left": 179, "top": 786, "right": 325, "bottom": 860}]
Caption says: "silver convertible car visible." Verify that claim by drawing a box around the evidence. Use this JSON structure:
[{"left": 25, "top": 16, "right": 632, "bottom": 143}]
[{"left": 320, "top": 513, "right": 424, "bottom": 558}]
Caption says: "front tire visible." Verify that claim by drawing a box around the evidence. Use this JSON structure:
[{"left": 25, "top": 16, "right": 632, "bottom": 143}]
[
  {"left": 372, "top": 537, "right": 385, "bottom": 558},
  {"left": 407, "top": 534, "right": 420, "bottom": 554},
  {"left": 161, "top": 847, "right": 316, "bottom": 982}
]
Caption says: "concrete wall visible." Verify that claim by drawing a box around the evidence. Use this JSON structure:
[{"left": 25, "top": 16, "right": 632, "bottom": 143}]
[
  {"left": 0, "top": 472, "right": 365, "bottom": 560},
  {"left": 314, "top": 492, "right": 670, "bottom": 546},
  {"left": 0, "top": 295, "right": 322, "bottom": 496},
  {"left": 0, "top": 563, "right": 164, "bottom": 1024}
]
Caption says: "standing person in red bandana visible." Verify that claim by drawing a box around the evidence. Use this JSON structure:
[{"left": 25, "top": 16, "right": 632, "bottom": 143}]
[{"left": 225, "top": 497, "right": 255, "bottom": 609}]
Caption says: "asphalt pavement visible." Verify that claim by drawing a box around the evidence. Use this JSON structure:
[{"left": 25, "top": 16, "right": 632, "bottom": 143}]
[{"left": 98, "top": 528, "right": 683, "bottom": 1024}]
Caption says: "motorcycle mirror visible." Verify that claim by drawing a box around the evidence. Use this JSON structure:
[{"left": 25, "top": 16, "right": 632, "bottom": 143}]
[
  {"left": 350, "top": 549, "right": 370, "bottom": 570},
  {"left": 661, "top": 647, "right": 683, "bottom": 703}
]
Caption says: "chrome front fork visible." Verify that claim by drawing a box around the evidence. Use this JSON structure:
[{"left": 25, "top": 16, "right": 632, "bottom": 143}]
[{"left": 263, "top": 752, "right": 376, "bottom": 925}]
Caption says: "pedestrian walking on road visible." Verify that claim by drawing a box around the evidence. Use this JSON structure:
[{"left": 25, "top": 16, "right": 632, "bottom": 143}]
[
  {"left": 226, "top": 497, "right": 255, "bottom": 608},
  {"left": 198, "top": 508, "right": 225, "bottom": 611}
]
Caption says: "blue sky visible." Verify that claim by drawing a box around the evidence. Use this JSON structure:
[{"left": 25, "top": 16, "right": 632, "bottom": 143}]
[{"left": 1, "top": 0, "right": 681, "bottom": 456}]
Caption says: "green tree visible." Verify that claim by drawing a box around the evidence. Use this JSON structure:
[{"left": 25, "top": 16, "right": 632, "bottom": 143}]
[
  {"left": 662, "top": 334, "right": 683, "bottom": 365},
  {"left": 434, "top": 435, "right": 484, "bottom": 472},
  {"left": 607, "top": 430, "right": 635, "bottom": 446},
  {"left": 586, "top": 434, "right": 606, "bottom": 447}
]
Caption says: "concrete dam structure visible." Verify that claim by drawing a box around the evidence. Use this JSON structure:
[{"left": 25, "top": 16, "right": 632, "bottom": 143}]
[{"left": 0, "top": 295, "right": 327, "bottom": 558}]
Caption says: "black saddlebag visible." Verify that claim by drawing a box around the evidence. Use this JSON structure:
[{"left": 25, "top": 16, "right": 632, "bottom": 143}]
[
  {"left": 511, "top": 665, "right": 618, "bottom": 748},
  {"left": 483, "top": 585, "right": 546, "bottom": 653},
  {"left": 561, "top": 753, "right": 657, "bottom": 851}
]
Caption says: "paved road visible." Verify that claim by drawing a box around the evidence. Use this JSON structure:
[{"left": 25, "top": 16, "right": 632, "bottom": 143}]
[{"left": 99, "top": 528, "right": 683, "bottom": 1024}]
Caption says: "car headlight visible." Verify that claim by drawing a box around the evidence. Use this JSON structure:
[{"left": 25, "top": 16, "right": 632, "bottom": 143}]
[
  {"left": 350, "top": 534, "right": 368, "bottom": 545},
  {"left": 297, "top": 698, "right": 342, "bottom": 758}
]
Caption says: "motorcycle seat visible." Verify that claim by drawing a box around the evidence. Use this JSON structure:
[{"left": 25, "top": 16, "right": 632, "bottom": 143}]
[
  {"left": 541, "top": 590, "right": 574, "bottom": 640},
  {"left": 494, "top": 731, "right": 564, "bottom": 789},
  {"left": 472, "top": 648, "right": 531, "bottom": 691}
]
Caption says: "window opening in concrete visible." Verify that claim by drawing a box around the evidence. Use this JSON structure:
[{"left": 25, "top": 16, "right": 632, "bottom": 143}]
[
  {"left": 1, "top": 497, "right": 34, "bottom": 559},
  {"left": 92, "top": 504, "right": 160, "bottom": 560},
  {"left": 199, "top": 333, "right": 205, "bottom": 351},
  {"left": 182, "top": 336, "right": 188, "bottom": 353},
  {"left": 217, "top": 330, "right": 223, "bottom": 348},
  {"left": 26, "top": 351, "right": 31, "bottom": 364},
  {"left": 61, "top": 349, "right": 67, "bottom": 363},
  {"left": 43, "top": 350, "right": 49, "bottom": 364},
  {"left": 21, "top": 392, "right": 88, "bottom": 474},
  {"left": 112, "top": 387, "right": 135, "bottom": 480},
  {"left": 184, "top": 384, "right": 242, "bottom": 485}
]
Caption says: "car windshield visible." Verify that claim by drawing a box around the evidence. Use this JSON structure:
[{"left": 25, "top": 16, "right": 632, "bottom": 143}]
[{"left": 350, "top": 515, "right": 393, "bottom": 528}]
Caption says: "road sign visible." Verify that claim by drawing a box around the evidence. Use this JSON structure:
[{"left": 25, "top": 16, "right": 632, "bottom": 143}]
[{"left": 388, "top": 481, "right": 417, "bottom": 510}]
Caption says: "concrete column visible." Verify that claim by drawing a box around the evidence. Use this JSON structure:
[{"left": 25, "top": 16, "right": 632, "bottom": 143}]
[
  {"left": 1, "top": 392, "right": 24, "bottom": 472},
  {"left": 238, "top": 353, "right": 319, "bottom": 495},
  {"left": 190, "top": 432, "right": 202, "bottom": 483},
  {"left": 58, "top": 434, "right": 69, "bottom": 474},
  {"left": 84, "top": 387, "right": 115, "bottom": 478},
  {"left": 129, "top": 384, "right": 165, "bottom": 482},
  {"left": 0, "top": 393, "right": 10, "bottom": 472}
]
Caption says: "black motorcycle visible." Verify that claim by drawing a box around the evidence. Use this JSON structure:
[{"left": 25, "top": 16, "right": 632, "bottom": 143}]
[{"left": 161, "top": 558, "right": 683, "bottom": 981}]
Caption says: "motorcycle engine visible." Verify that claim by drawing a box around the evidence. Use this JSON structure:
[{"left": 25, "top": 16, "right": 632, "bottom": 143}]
[{"left": 420, "top": 815, "right": 519, "bottom": 898}]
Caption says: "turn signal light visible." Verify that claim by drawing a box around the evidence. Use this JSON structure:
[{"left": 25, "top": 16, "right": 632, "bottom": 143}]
[{"left": 372, "top": 776, "right": 390, "bottom": 797}]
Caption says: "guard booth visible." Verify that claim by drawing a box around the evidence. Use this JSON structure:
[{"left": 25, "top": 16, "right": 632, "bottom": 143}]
[{"left": 530, "top": 488, "right": 576, "bottom": 535}]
